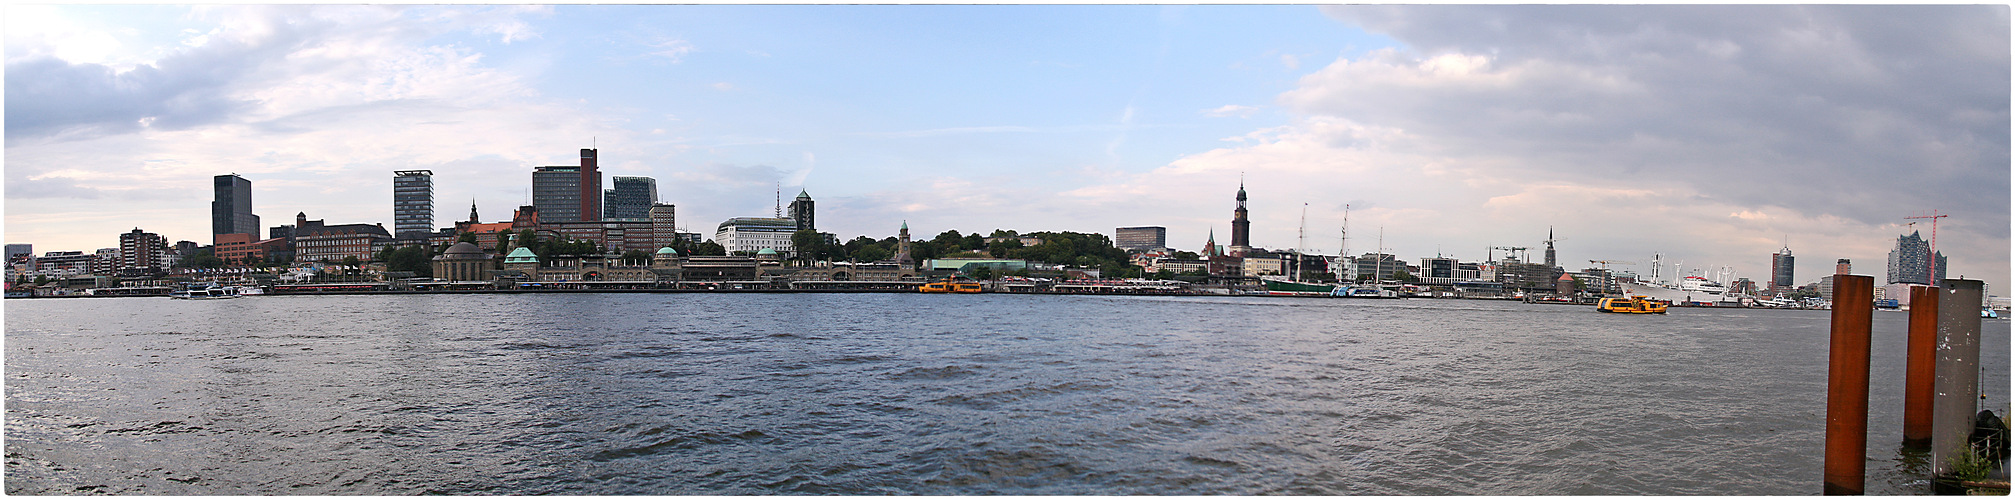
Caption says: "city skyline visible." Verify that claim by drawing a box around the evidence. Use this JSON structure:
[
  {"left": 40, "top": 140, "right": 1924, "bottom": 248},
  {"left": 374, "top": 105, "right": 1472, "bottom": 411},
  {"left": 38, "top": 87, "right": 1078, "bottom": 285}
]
[{"left": 5, "top": 5, "right": 2008, "bottom": 287}]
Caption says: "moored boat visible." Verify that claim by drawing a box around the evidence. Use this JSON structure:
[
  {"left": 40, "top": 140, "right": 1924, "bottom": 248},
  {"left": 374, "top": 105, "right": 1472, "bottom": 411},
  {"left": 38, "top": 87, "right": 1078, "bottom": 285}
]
[
  {"left": 1332, "top": 285, "right": 1399, "bottom": 298},
  {"left": 1263, "top": 278, "right": 1337, "bottom": 296}
]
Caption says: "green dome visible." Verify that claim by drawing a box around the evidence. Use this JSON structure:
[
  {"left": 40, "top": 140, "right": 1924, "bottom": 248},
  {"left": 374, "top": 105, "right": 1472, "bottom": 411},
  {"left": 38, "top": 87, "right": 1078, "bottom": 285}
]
[
  {"left": 504, "top": 247, "right": 539, "bottom": 263},
  {"left": 756, "top": 248, "right": 778, "bottom": 255},
  {"left": 654, "top": 246, "right": 678, "bottom": 255}
]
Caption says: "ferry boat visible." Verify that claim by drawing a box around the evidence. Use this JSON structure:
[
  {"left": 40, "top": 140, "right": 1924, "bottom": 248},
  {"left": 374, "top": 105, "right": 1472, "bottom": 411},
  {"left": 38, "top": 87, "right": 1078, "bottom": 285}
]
[
  {"left": 1596, "top": 295, "right": 1668, "bottom": 314},
  {"left": 919, "top": 281, "right": 983, "bottom": 293}
]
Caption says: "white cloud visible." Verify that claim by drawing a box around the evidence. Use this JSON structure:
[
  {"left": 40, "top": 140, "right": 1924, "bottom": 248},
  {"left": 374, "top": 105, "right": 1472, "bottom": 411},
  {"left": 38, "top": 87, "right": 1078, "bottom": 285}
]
[
  {"left": 647, "top": 38, "right": 695, "bottom": 62},
  {"left": 1202, "top": 104, "right": 1258, "bottom": 118},
  {"left": 4, "top": 5, "right": 614, "bottom": 251}
]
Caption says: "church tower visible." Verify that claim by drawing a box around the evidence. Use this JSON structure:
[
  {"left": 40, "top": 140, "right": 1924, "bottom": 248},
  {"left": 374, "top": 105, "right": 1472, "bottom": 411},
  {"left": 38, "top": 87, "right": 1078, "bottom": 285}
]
[
  {"left": 1230, "top": 182, "right": 1251, "bottom": 256},
  {"left": 1543, "top": 226, "right": 1557, "bottom": 269}
]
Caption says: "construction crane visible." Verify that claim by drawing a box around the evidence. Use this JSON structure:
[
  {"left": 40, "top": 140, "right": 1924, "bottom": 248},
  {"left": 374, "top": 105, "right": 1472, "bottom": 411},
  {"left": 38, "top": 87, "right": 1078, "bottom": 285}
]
[
  {"left": 1904, "top": 210, "right": 1949, "bottom": 285},
  {"left": 1493, "top": 246, "right": 1529, "bottom": 263},
  {"left": 1588, "top": 259, "right": 1638, "bottom": 270},
  {"left": 1585, "top": 260, "right": 1638, "bottom": 295}
]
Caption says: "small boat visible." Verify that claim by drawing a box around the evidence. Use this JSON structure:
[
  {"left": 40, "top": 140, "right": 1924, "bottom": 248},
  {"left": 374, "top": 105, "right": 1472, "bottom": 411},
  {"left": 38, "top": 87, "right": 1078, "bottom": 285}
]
[
  {"left": 1596, "top": 295, "right": 1668, "bottom": 314},
  {"left": 171, "top": 285, "right": 240, "bottom": 300}
]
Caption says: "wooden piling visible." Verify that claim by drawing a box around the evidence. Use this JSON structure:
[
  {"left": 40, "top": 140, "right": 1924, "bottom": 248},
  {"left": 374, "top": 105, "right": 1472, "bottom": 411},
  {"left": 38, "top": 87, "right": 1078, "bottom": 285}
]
[
  {"left": 1932, "top": 279, "right": 1984, "bottom": 477},
  {"left": 1825, "top": 274, "right": 1874, "bottom": 495},
  {"left": 1904, "top": 285, "right": 1939, "bottom": 448}
]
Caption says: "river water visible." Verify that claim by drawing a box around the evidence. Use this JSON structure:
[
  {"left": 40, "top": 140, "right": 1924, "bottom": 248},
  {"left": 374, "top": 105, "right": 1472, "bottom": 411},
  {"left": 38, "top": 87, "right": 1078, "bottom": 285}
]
[{"left": 5, "top": 294, "right": 2008, "bottom": 494}]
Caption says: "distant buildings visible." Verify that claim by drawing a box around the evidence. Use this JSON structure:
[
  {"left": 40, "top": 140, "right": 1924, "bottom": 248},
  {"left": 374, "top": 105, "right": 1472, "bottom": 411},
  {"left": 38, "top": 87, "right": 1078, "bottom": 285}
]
[
  {"left": 715, "top": 217, "right": 797, "bottom": 255},
  {"left": 787, "top": 190, "right": 815, "bottom": 233},
  {"left": 1886, "top": 230, "right": 1946, "bottom": 286},
  {"left": 532, "top": 149, "right": 603, "bottom": 223},
  {"left": 1770, "top": 244, "right": 1794, "bottom": 296},
  {"left": 117, "top": 228, "right": 170, "bottom": 277},
  {"left": 393, "top": 170, "right": 434, "bottom": 239},
  {"left": 1836, "top": 258, "right": 1851, "bottom": 275},
  {"left": 5, "top": 244, "right": 31, "bottom": 262},
  {"left": 212, "top": 174, "right": 260, "bottom": 242},
  {"left": 290, "top": 212, "right": 392, "bottom": 263},
  {"left": 1114, "top": 226, "right": 1166, "bottom": 251},
  {"left": 605, "top": 176, "right": 659, "bottom": 220}
]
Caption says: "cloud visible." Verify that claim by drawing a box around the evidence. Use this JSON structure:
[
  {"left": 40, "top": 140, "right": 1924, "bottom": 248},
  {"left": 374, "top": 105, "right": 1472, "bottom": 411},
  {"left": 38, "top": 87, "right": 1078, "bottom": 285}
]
[
  {"left": 2, "top": 5, "right": 612, "bottom": 251},
  {"left": 1051, "top": 5, "right": 2007, "bottom": 284},
  {"left": 647, "top": 38, "right": 695, "bottom": 62},
  {"left": 1202, "top": 104, "right": 1258, "bottom": 118}
]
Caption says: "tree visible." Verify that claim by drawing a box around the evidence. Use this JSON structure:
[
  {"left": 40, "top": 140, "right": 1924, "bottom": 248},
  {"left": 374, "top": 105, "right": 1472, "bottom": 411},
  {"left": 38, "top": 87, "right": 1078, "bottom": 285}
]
[
  {"left": 620, "top": 249, "right": 652, "bottom": 265},
  {"left": 1172, "top": 251, "right": 1200, "bottom": 260},
  {"left": 931, "top": 230, "right": 965, "bottom": 251},
  {"left": 987, "top": 239, "right": 1023, "bottom": 258},
  {"left": 458, "top": 232, "right": 478, "bottom": 244},
  {"left": 1391, "top": 270, "right": 1415, "bottom": 283},
  {"left": 342, "top": 256, "right": 362, "bottom": 268},
  {"left": 383, "top": 245, "right": 433, "bottom": 277},
  {"left": 693, "top": 240, "right": 726, "bottom": 256},
  {"left": 791, "top": 229, "right": 827, "bottom": 263},
  {"left": 972, "top": 267, "right": 995, "bottom": 280},
  {"left": 1153, "top": 269, "right": 1174, "bottom": 280}
]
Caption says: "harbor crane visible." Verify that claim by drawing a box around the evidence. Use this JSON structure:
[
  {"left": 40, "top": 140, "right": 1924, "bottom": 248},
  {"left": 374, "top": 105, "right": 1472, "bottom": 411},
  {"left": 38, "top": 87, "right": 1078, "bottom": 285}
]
[
  {"left": 1588, "top": 259, "right": 1638, "bottom": 271},
  {"left": 1493, "top": 246, "right": 1530, "bottom": 263}
]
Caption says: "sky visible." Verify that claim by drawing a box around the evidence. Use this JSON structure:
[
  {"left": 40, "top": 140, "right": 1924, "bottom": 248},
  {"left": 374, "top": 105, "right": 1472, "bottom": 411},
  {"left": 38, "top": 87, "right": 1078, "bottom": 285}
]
[{"left": 5, "top": 5, "right": 2009, "bottom": 291}]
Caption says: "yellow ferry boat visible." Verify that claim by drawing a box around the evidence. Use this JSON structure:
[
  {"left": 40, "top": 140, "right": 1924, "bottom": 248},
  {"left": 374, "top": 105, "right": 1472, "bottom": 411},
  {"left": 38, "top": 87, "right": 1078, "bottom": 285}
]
[
  {"left": 919, "top": 281, "right": 984, "bottom": 293},
  {"left": 1596, "top": 295, "right": 1669, "bottom": 314}
]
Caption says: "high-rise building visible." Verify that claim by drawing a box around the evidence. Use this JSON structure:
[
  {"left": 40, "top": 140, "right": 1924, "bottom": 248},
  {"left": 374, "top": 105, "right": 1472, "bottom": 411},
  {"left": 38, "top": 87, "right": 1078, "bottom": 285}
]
[
  {"left": 605, "top": 176, "right": 659, "bottom": 220},
  {"left": 531, "top": 148, "right": 603, "bottom": 223},
  {"left": 1770, "top": 244, "right": 1794, "bottom": 294},
  {"left": 579, "top": 148, "right": 602, "bottom": 222},
  {"left": 532, "top": 166, "right": 583, "bottom": 223},
  {"left": 1886, "top": 231, "right": 1946, "bottom": 286},
  {"left": 1836, "top": 258, "right": 1851, "bottom": 275},
  {"left": 393, "top": 170, "right": 434, "bottom": 239},
  {"left": 1229, "top": 183, "right": 1251, "bottom": 256},
  {"left": 1114, "top": 226, "right": 1167, "bottom": 251},
  {"left": 787, "top": 190, "right": 815, "bottom": 233},
  {"left": 212, "top": 174, "right": 260, "bottom": 242},
  {"left": 649, "top": 203, "right": 678, "bottom": 250},
  {"left": 118, "top": 228, "right": 170, "bottom": 276}
]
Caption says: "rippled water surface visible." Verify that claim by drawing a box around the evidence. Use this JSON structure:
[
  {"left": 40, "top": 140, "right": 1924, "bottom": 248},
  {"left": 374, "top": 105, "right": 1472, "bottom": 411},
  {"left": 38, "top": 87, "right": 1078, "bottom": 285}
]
[{"left": 6, "top": 294, "right": 2008, "bottom": 494}]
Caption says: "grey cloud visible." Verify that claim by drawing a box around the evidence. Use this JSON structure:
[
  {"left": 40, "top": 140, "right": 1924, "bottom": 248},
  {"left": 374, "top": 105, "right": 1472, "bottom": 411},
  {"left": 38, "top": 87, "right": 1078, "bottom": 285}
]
[
  {"left": 1307, "top": 5, "right": 2007, "bottom": 233},
  {"left": 6, "top": 170, "right": 102, "bottom": 200}
]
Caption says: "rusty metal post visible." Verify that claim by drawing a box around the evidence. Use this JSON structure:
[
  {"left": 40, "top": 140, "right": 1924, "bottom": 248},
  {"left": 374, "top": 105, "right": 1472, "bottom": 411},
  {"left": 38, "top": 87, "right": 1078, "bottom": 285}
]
[
  {"left": 1825, "top": 274, "right": 1874, "bottom": 495},
  {"left": 1903, "top": 285, "right": 1940, "bottom": 448},
  {"left": 1931, "top": 279, "right": 1983, "bottom": 477}
]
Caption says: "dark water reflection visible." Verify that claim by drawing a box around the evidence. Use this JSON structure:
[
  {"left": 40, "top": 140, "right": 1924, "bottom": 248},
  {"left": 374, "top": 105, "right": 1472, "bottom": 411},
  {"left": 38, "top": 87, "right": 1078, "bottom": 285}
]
[{"left": 6, "top": 294, "right": 2007, "bottom": 494}]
